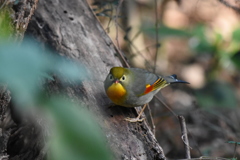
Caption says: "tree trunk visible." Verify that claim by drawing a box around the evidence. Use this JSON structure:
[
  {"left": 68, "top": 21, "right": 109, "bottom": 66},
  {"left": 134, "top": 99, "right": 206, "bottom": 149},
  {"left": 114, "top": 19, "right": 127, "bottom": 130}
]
[{"left": 2, "top": 0, "right": 166, "bottom": 159}]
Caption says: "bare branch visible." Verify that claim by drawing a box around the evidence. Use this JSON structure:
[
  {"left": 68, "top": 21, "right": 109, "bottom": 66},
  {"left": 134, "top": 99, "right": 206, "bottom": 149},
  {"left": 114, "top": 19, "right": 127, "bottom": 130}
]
[{"left": 178, "top": 115, "right": 191, "bottom": 159}]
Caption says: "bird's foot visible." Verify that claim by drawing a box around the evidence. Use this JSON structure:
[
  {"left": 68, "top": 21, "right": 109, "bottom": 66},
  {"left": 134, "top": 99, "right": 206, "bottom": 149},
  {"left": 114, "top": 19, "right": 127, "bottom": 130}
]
[{"left": 124, "top": 117, "right": 145, "bottom": 123}]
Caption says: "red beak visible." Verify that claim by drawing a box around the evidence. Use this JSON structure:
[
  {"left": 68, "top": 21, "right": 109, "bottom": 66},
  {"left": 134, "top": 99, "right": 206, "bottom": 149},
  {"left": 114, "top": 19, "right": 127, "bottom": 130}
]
[{"left": 114, "top": 80, "right": 119, "bottom": 84}]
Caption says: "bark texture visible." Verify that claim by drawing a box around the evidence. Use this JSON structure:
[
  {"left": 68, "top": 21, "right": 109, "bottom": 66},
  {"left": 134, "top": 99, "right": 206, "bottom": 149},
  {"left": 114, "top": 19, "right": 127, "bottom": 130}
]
[
  {"left": 13, "top": 0, "right": 39, "bottom": 41},
  {"left": 0, "top": 0, "right": 40, "bottom": 160},
  {"left": 2, "top": 0, "right": 166, "bottom": 159}
]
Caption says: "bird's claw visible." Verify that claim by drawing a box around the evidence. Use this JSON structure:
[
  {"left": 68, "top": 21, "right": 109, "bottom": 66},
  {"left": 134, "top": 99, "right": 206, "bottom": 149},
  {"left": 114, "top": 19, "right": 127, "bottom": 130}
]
[{"left": 125, "top": 117, "right": 145, "bottom": 122}]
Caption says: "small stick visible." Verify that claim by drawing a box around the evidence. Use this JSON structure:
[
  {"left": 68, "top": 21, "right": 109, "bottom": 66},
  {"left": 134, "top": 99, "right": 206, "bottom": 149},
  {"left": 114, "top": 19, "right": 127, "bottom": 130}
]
[
  {"left": 178, "top": 115, "right": 191, "bottom": 159},
  {"left": 233, "top": 142, "right": 237, "bottom": 159},
  {"left": 115, "top": 0, "right": 123, "bottom": 50},
  {"left": 153, "top": 0, "right": 159, "bottom": 74},
  {"left": 147, "top": 104, "right": 156, "bottom": 136},
  {"left": 155, "top": 96, "right": 178, "bottom": 118}
]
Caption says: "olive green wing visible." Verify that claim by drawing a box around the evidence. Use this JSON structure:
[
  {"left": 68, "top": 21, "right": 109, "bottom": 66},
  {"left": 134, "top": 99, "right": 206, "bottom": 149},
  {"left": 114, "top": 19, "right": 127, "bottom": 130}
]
[
  {"left": 129, "top": 68, "right": 189, "bottom": 96},
  {"left": 128, "top": 68, "right": 169, "bottom": 96}
]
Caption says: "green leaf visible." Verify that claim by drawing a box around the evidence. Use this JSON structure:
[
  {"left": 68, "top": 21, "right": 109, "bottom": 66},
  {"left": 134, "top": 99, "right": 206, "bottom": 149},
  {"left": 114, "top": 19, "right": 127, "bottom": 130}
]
[
  {"left": 143, "top": 25, "right": 191, "bottom": 38},
  {"left": 52, "top": 57, "right": 87, "bottom": 83},
  {"left": 0, "top": 7, "right": 14, "bottom": 39},
  {"left": 195, "top": 81, "right": 237, "bottom": 109},
  {"left": 232, "top": 29, "right": 240, "bottom": 42},
  {"left": 47, "top": 98, "right": 112, "bottom": 160},
  {"left": 0, "top": 38, "right": 86, "bottom": 106},
  {"left": 189, "top": 25, "right": 216, "bottom": 54},
  {"left": 190, "top": 38, "right": 215, "bottom": 54},
  {"left": 0, "top": 38, "right": 111, "bottom": 160},
  {"left": 226, "top": 141, "right": 240, "bottom": 145},
  {"left": 231, "top": 51, "right": 240, "bottom": 70},
  {"left": 190, "top": 25, "right": 206, "bottom": 39},
  {"left": 227, "top": 141, "right": 237, "bottom": 144}
]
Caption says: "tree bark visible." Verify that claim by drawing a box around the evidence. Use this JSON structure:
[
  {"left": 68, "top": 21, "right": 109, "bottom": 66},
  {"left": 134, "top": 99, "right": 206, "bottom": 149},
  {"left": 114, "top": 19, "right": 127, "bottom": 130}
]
[
  {"left": 0, "top": 0, "right": 40, "bottom": 160},
  {"left": 2, "top": 0, "right": 166, "bottom": 159}
]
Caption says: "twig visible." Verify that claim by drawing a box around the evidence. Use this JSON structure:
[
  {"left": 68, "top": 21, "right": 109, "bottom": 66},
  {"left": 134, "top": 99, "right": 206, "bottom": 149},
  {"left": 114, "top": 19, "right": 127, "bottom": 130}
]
[
  {"left": 113, "top": 0, "right": 130, "bottom": 68},
  {"left": 130, "top": 29, "right": 141, "bottom": 42},
  {"left": 218, "top": 0, "right": 240, "bottom": 13},
  {"left": 124, "top": 35, "right": 156, "bottom": 70},
  {"left": 115, "top": 0, "right": 123, "bottom": 50},
  {"left": 233, "top": 142, "right": 237, "bottom": 159},
  {"left": 147, "top": 103, "right": 156, "bottom": 136},
  {"left": 153, "top": 0, "right": 159, "bottom": 73},
  {"left": 155, "top": 95, "right": 178, "bottom": 118},
  {"left": 187, "top": 128, "right": 202, "bottom": 156},
  {"left": 178, "top": 115, "right": 191, "bottom": 159},
  {"left": 0, "top": 0, "right": 7, "bottom": 10},
  {"left": 105, "top": 3, "right": 113, "bottom": 33},
  {"left": 155, "top": 95, "right": 202, "bottom": 156}
]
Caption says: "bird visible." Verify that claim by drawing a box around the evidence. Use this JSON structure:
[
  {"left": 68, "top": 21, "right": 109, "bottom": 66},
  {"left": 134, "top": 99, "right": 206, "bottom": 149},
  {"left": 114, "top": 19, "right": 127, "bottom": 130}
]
[{"left": 104, "top": 67, "right": 189, "bottom": 122}]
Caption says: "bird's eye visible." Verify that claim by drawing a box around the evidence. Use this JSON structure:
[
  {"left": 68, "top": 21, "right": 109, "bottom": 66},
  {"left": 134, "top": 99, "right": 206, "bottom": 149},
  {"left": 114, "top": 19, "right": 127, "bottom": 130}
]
[
  {"left": 109, "top": 74, "right": 113, "bottom": 80},
  {"left": 121, "top": 75, "right": 126, "bottom": 81}
]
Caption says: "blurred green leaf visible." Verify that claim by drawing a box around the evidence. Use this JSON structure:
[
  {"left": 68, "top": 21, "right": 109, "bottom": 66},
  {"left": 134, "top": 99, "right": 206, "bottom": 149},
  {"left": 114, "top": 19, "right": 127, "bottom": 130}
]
[
  {"left": 232, "top": 29, "right": 240, "bottom": 42},
  {"left": 227, "top": 141, "right": 236, "bottom": 144},
  {"left": 215, "top": 32, "right": 223, "bottom": 45},
  {"left": 47, "top": 98, "right": 112, "bottom": 160},
  {"left": 191, "top": 25, "right": 206, "bottom": 39},
  {"left": 195, "top": 81, "right": 237, "bottom": 109},
  {"left": 143, "top": 25, "right": 191, "bottom": 38},
  {"left": 0, "top": 38, "right": 86, "bottom": 106},
  {"left": 144, "top": 24, "right": 217, "bottom": 54},
  {"left": 0, "top": 40, "right": 50, "bottom": 106},
  {"left": 231, "top": 51, "right": 240, "bottom": 70},
  {"left": 53, "top": 58, "right": 86, "bottom": 83},
  {"left": 13, "top": 0, "right": 21, "bottom": 5},
  {"left": 157, "top": 25, "right": 191, "bottom": 37},
  {"left": 0, "top": 6, "right": 14, "bottom": 39},
  {"left": 227, "top": 141, "right": 240, "bottom": 145},
  {"left": 189, "top": 26, "right": 216, "bottom": 54},
  {"left": 0, "top": 38, "right": 111, "bottom": 160},
  {"left": 190, "top": 37, "right": 215, "bottom": 54}
]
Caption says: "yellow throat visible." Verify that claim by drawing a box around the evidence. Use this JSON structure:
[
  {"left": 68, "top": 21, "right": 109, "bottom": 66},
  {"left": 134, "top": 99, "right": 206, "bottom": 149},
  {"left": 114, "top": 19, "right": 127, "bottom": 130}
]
[{"left": 106, "top": 82, "right": 127, "bottom": 105}]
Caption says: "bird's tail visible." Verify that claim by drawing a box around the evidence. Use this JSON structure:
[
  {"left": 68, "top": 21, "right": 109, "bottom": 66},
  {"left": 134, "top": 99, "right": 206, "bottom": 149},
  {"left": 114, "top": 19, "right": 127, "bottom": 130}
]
[{"left": 165, "top": 74, "right": 189, "bottom": 84}]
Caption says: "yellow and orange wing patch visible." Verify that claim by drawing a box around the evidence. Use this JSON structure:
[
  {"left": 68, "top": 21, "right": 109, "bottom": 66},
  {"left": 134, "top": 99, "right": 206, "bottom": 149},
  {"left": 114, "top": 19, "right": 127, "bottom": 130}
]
[{"left": 142, "top": 78, "right": 169, "bottom": 95}]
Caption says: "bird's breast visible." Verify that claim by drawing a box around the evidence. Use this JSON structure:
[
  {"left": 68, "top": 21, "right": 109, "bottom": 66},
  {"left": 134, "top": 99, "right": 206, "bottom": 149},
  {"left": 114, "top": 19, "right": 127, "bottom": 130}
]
[{"left": 106, "top": 83, "right": 127, "bottom": 105}]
